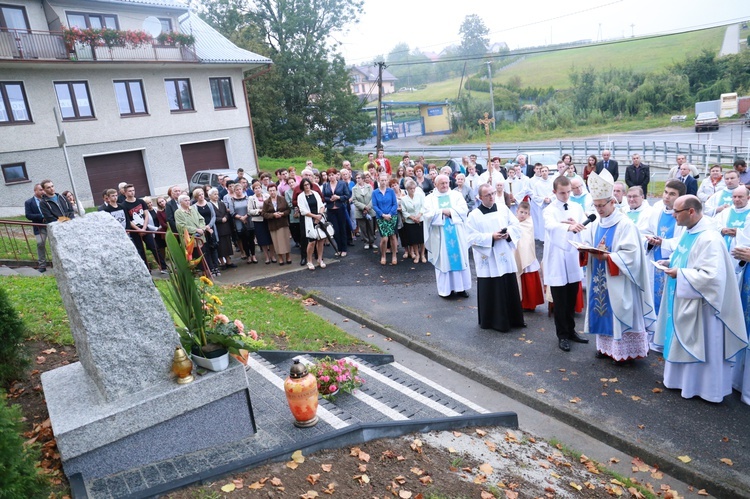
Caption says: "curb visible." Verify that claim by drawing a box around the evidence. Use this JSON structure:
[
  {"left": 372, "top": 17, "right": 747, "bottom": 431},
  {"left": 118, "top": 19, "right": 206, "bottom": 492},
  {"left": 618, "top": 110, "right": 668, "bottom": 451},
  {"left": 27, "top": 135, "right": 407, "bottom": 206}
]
[{"left": 301, "top": 287, "right": 750, "bottom": 499}]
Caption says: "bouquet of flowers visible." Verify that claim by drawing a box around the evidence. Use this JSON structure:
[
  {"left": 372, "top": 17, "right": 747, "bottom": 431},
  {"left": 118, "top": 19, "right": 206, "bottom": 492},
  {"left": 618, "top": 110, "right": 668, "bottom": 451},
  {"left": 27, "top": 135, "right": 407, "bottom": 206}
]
[{"left": 308, "top": 357, "right": 365, "bottom": 400}]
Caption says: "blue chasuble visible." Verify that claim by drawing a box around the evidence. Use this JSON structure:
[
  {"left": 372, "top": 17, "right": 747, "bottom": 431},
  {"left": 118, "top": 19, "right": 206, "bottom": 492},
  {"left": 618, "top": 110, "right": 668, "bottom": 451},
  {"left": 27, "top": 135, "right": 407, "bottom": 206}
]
[
  {"left": 626, "top": 210, "right": 641, "bottom": 224},
  {"left": 438, "top": 195, "right": 463, "bottom": 271},
  {"left": 653, "top": 211, "right": 676, "bottom": 315},
  {"left": 588, "top": 224, "right": 617, "bottom": 337},
  {"left": 724, "top": 209, "right": 750, "bottom": 250},
  {"left": 663, "top": 230, "right": 702, "bottom": 360}
]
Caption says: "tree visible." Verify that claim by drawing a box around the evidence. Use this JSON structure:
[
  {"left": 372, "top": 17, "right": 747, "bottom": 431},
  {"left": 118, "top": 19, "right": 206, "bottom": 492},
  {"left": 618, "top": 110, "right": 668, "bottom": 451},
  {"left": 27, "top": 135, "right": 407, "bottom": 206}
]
[
  {"left": 198, "top": 0, "right": 371, "bottom": 157},
  {"left": 458, "top": 14, "right": 489, "bottom": 57}
]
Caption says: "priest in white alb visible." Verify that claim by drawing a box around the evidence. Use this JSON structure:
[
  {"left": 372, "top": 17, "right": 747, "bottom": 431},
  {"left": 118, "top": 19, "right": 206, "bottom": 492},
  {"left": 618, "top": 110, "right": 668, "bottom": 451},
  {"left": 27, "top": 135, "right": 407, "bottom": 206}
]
[
  {"left": 466, "top": 183, "right": 526, "bottom": 332},
  {"left": 423, "top": 174, "right": 471, "bottom": 298},
  {"left": 715, "top": 185, "right": 750, "bottom": 254},
  {"left": 654, "top": 195, "right": 748, "bottom": 403},
  {"left": 530, "top": 165, "right": 554, "bottom": 240},
  {"left": 580, "top": 170, "right": 656, "bottom": 364}
]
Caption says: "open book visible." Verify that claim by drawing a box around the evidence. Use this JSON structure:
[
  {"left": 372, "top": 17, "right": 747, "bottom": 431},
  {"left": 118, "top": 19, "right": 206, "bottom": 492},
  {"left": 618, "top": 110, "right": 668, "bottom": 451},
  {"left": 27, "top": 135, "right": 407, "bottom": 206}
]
[{"left": 569, "top": 240, "right": 610, "bottom": 254}]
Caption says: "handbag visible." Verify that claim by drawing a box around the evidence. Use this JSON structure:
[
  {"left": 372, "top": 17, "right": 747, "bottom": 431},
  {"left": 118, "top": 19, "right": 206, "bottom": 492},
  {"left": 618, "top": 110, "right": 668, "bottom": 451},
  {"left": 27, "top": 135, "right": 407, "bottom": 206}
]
[{"left": 315, "top": 214, "right": 335, "bottom": 240}]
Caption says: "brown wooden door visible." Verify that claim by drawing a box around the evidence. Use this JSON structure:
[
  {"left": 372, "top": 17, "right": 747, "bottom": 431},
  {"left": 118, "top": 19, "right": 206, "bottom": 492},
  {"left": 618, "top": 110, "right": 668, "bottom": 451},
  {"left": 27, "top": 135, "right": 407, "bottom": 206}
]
[
  {"left": 84, "top": 150, "right": 150, "bottom": 199},
  {"left": 180, "top": 140, "right": 229, "bottom": 180}
]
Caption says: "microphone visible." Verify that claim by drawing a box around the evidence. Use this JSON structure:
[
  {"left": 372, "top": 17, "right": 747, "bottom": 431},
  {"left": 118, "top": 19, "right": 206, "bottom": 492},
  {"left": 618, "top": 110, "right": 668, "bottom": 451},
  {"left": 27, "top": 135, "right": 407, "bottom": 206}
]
[{"left": 582, "top": 214, "right": 597, "bottom": 226}]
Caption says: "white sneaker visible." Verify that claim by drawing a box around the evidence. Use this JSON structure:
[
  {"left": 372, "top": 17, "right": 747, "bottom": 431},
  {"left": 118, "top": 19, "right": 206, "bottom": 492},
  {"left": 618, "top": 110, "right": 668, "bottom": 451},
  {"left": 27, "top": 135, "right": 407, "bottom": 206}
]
[{"left": 364, "top": 244, "right": 370, "bottom": 250}]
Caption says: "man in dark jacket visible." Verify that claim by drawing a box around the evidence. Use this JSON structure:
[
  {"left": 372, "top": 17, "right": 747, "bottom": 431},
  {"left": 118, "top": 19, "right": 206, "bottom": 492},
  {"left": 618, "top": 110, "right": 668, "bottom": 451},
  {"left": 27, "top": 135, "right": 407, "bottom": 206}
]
[
  {"left": 624, "top": 154, "right": 649, "bottom": 198},
  {"left": 24, "top": 183, "right": 48, "bottom": 272},
  {"left": 39, "top": 179, "right": 75, "bottom": 223},
  {"left": 596, "top": 150, "right": 619, "bottom": 181}
]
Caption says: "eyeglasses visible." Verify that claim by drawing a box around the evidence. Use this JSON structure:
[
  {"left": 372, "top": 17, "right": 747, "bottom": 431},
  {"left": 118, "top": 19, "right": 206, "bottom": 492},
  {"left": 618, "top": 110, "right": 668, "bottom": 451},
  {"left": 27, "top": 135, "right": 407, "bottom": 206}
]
[
  {"left": 592, "top": 202, "right": 610, "bottom": 209},
  {"left": 673, "top": 208, "right": 690, "bottom": 214}
]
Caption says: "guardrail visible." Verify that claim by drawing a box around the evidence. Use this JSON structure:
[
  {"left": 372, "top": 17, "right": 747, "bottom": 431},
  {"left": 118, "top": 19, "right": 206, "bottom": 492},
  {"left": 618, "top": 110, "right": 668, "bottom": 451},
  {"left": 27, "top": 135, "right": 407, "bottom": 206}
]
[{"left": 0, "top": 220, "right": 48, "bottom": 267}]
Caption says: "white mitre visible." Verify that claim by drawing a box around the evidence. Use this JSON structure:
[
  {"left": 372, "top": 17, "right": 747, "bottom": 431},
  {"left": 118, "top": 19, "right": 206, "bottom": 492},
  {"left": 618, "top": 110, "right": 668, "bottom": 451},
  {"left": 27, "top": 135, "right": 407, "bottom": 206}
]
[{"left": 588, "top": 170, "right": 614, "bottom": 200}]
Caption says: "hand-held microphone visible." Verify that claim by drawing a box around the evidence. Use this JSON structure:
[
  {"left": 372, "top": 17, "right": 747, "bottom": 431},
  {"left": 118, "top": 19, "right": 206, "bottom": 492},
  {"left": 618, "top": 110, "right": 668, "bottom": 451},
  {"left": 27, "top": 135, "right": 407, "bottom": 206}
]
[{"left": 582, "top": 214, "right": 597, "bottom": 226}]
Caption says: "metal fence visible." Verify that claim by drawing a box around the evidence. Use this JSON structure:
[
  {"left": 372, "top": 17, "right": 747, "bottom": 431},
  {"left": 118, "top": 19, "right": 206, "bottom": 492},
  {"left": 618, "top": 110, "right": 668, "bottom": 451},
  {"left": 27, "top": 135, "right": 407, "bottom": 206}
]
[{"left": 0, "top": 220, "right": 48, "bottom": 267}]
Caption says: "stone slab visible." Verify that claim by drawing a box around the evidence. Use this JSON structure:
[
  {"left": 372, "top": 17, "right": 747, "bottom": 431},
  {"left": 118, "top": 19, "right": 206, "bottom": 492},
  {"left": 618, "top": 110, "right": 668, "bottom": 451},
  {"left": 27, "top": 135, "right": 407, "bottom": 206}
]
[
  {"left": 64, "top": 390, "right": 254, "bottom": 480},
  {"left": 47, "top": 212, "right": 177, "bottom": 402},
  {"left": 41, "top": 357, "right": 251, "bottom": 460}
]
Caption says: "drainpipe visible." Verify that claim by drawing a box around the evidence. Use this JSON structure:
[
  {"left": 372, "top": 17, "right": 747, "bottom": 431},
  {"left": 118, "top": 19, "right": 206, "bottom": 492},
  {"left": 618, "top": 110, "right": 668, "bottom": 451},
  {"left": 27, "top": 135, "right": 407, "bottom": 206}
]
[{"left": 243, "top": 64, "right": 273, "bottom": 175}]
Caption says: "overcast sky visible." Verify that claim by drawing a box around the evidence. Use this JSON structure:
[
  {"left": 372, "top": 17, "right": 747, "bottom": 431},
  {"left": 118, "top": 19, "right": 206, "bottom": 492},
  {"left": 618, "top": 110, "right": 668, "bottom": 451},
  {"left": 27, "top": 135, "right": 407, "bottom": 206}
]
[{"left": 334, "top": 0, "right": 750, "bottom": 65}]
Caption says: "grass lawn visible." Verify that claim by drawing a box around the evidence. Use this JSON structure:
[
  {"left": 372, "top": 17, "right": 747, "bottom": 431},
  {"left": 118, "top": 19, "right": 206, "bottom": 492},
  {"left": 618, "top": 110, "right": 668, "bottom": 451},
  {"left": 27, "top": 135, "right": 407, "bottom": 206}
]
[
  {"left": 0, "top": 275, "right": 373, "bottom": 352},
  {"left": 380, "top": 26, "right": 725, "bottom": 103}
]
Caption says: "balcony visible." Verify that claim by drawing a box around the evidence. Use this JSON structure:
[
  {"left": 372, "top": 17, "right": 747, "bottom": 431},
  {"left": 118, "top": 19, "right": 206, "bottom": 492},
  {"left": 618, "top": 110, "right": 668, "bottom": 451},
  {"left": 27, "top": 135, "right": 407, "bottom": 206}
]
[{"left": 0, "top": 29, "right": 199, "bottom": 63}]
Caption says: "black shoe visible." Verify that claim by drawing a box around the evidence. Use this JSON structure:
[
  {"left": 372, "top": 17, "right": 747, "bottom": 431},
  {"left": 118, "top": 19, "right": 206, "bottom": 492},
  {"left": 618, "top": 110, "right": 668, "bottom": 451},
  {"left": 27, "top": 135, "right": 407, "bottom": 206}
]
[
  {"left": 558, "top": 339, "right": 571, "bottom": 352},
  {"left": 569, "top": 332, "right": 589, "bottom": 344},
  {"left": 457, "top": 291, "right": 469, "bottom": 298},
  {"left": 595, "top": 351, "right": 608, "bottom": 359},
  {"left": 300, "top": 257, "right": 307, "bottom": 266},
  {"left": 38, "top": 268, "right": 47, "bottom": 273},
  {"left": 227, "top": 262, "right": 237, "bottom": 268},
  {"left": 348, "top": 240, "right": 355, "bottom": 246}
]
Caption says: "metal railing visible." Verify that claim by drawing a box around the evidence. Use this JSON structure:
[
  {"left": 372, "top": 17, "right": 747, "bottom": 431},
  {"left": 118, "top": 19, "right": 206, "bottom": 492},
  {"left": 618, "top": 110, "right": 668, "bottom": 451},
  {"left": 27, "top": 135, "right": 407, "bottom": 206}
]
[
  {"left": 0, "top": 220, "right": 48, "bottom": 267},
  {"left": 0, "top": 28, "right": 199, "bottom": 62}
]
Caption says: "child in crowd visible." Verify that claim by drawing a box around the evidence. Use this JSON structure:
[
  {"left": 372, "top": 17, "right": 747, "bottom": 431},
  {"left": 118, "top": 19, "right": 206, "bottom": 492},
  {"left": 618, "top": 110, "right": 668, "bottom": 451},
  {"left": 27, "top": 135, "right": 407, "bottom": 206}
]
[{"left": 514, "top": 202, "right": 545, "bottom": 311}]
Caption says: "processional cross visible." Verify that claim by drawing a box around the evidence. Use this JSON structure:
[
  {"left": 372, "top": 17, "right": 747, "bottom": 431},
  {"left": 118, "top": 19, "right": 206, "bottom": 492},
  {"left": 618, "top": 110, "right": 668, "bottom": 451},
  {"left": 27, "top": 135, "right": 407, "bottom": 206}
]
[{"left": 478, "top": 112, "right": 495, "bottom": 184}]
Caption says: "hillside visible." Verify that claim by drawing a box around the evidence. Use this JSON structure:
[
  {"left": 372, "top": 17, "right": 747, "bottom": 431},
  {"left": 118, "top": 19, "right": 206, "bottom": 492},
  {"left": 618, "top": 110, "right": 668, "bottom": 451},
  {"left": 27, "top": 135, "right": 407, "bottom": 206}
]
[{"left": 379, "top": 25, "right": 726, "bottom": 103}]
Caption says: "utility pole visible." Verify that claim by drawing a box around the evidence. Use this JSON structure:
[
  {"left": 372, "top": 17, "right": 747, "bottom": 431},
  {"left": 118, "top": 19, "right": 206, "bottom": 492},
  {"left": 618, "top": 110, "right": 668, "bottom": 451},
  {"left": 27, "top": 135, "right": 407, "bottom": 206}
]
[
  {"left": 486, "top": 61, "right": 495, "bottom": 130},
  {"left": 376, "top": 61, "right": 386, "bottom": 150},
  {"left": 630, "top": 24, "right": 635, "bottom": 38}
]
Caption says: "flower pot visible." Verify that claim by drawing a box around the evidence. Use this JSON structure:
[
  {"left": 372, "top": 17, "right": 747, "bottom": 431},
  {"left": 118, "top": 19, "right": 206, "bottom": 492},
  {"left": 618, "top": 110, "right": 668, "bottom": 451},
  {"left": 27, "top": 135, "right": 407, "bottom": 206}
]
[{"left": 191, "top": 346, "right": 229, "bottom": 372}]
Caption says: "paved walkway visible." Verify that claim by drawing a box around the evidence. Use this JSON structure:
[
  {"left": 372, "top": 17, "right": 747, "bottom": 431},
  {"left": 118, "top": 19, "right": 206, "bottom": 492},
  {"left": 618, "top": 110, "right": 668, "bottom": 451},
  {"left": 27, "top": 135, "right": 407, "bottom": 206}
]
[
  {"left": 216, "top": 241, "right": 750, "bottom": 498},
  {"left": 720, "top": 23, "right": 740, "bottom": 56}
]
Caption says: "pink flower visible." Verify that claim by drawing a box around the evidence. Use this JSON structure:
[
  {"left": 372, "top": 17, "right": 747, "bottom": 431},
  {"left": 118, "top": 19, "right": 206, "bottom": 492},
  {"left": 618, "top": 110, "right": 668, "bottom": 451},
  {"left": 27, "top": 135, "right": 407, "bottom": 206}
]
[
  {"left": 320, "top": 375, "right": 330, "bottom": 382},
  {"left": 328, "top": 384, "right": 338, "bottom": 393},
  {"left": 332, "top": 365, "right": 342, "bottom": 373},
  {"left": 234, "top": 319, "right": 244, "bottom": 334},
  {"left": 249, "top": 329, "right": 258, "bottom": 340},
  {"left": 213, "top": 314, "right": 229, "bottom": 324}
]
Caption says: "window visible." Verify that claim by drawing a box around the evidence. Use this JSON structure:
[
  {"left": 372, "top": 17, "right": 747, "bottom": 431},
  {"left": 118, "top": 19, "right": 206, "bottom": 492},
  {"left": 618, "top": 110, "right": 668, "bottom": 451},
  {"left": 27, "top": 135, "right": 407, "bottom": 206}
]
[
  {"left": 1, "top": 162, "right": 29, "bottom": 184},
  {"left": 66, "top": 11, "right": 118, "bottom": 30},
  {"left": 209, "top": 77, "right": 235, "bottom": 109},
  {"left": 0, "top": 82, "right": 32, "bottom": 124},
  {"left": 164, "top": 79, "right": 193, "bottom": 112},
  {"left": 0, "top": 4, "right": 30, "bottom": 31},
  {"left": 114, "top": 80, "right": 147, "bottom": 116},
  {"left": 54, "top": 81, "right": 94, "bottom": 120},
  {"left": 158, "top": 17, "right": 172, "bottom": 32}
]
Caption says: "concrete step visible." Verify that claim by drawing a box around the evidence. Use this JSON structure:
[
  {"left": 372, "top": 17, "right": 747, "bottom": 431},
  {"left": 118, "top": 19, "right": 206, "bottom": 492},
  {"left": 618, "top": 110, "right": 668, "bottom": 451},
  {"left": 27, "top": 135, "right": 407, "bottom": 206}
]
[{"left": 78, "top": 351, "right": 517, "bottom": 499}]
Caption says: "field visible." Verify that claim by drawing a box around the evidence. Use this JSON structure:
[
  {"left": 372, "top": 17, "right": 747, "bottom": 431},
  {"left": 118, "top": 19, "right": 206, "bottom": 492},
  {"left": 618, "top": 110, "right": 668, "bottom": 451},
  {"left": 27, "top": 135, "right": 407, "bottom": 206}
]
[{"left": 382, "top": 25, "right": 726, "bottom": 103}]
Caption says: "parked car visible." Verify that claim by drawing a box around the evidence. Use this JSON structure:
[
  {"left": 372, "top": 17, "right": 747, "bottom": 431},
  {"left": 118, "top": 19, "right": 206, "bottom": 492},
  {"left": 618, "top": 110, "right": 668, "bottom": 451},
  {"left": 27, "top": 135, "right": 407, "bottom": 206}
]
[
  {"left": 188, "top": 169, "right": 236, "bottom": 193},
  {"left": 694, "top": 112, "right": 719, "bottom": 132},
  {"left": 518, "top": 151, "right": 561, "bottom": 174}
]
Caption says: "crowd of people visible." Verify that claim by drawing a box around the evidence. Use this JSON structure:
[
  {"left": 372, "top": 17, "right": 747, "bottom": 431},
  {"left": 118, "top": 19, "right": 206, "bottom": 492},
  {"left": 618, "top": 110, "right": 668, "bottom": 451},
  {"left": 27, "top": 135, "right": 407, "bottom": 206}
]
[{"left": 23, "top": 150, "right": 750, "bottom": 405}]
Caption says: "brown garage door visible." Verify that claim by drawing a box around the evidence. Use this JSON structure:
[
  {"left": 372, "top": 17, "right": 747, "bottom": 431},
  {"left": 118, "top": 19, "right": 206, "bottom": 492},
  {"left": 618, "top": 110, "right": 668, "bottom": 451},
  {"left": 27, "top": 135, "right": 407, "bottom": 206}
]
[
  {"left": 84, "top": 150, "right": 150, "bottom": 200},
  {"left": 181, "top": 140, "right": 229, "bottom": 180}
]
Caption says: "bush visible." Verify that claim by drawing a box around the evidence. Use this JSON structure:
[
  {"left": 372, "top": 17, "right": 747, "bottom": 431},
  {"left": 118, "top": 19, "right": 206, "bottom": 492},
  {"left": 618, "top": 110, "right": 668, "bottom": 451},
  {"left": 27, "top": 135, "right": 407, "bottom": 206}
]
[
  {"left": 0, "top": 392, "right": 49, "bottom": 498},
  {"left": 0, "top": 286, "right": 29, "bottom": 388}
]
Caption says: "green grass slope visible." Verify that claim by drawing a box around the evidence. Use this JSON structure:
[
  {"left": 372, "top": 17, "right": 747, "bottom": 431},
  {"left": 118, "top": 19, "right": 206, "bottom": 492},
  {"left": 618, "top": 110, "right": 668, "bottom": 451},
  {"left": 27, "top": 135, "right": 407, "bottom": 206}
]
[{"left": 380, "top": 26, "right": 726, "bottom": 103}]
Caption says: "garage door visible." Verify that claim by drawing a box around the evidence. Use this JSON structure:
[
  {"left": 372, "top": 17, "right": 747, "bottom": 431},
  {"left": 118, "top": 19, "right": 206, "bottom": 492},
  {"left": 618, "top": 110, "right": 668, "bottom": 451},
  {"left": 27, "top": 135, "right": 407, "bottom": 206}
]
[
  {"left": 84, "top": 150, "right": 150, "bottom": 200},
  {"left": 180, "top": 140, "right": 229, "bottom": 180}
]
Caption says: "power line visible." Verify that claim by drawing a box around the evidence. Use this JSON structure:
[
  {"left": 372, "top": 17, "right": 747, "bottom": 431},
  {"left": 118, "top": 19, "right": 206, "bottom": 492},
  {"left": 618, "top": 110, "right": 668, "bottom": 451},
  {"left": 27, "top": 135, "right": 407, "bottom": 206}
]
[{"left": 384, "top": 20, "right": 744, "bottom": 68}]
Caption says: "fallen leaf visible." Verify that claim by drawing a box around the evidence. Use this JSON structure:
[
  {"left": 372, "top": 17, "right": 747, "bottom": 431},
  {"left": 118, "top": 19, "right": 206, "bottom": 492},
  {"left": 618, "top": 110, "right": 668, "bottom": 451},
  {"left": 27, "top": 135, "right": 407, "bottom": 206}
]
[
  {"left": 525, "top": 372, "right": 534, "bottom": 376},
  {"left": 399, "top": 490, "right": 412, "bottom": 498},
  {"left": 615, "top": 389, "right": 623, "bottom": 394},
  {"left": 537, "top": 388, "right": 547, "bottom": 394},
  {"left": 720, "top": 458, "right": 733, "bottom": 466},
  {"left": 359, "top": 450, "right": 371, "bottom": 463},
  {"left": 513, "top": 353, "right": 522, "bottom": 357},
  {"left": 722, "top": 437, "right": 730, "bottom": 442},
  {"left": 631, "top": 395, "right": 641, "bottom": 401},
  {"left": 569, "top": 397, "right": 581, "bottom": 403},
  {"left": 358, "top": 464, "right": 367, "bottom": 472},
  {"left": 448, "top": 447, "right": 456, "bottom": 453},
  {"left": 292, "top": 450, "right": 305, "bottom": 463},
  {"left": 301, "top": 491, "right": 319, "bottom": 499},
  {"left": 418, "top": 476, "right": 432, "bottom": 484},
  {"left": 476, "top": 429, "right": 487, "bottom": 436},
  {"left": 473, "top": 475, "right": 487, "bottom": 484},
  {"left": 42, "top": 348, "right": 57, "bottom": 354},
  {"left": 322, "top": 483, "right": 335, "bottom": 495},
  {"left": 220, "top": 483, "right": 235, "bottom": 492},
  {"left": 270, "top": 477, "right": 282, "bottom": 486},
  {"left": 570, "top": 482, "right": 582, "bottom": 491},
  {"left": 505, "top": 490, "right": 518, "bottom": 499},
  {"left": 232, "top": 478, "right": 244, "bottom": 489},
  {"left": 479, "top": 463, "right": 493, "bottom": 474},
  {"left": 385, "top": 337, "right": 393, "bottom": 342},
  {"left": 637, "top": 424, "right": 646, "bottom": 429},
  {"left": 481, "top": 492, "right": 494, "bottom": 499},
  {"left": 697, "top": 490, "right": 709, "bottom": 496},
  {"left": 538, "top": 462, "right": 550, "bottom": 469},
  {"left": 651, "top": 471, "right": 663, "bottom": 479},
  {"left": 628, "top": 486, "right": 645, "bottom": 499},
  {"left": 610, "top": 457, "right": 620, "bottom": 463},
  {"left": 453, "top": 431, "right": 463, "bottom": 437},
  {"left": 307, "top": 473, "right": 320, "bottom": 485},
  {"left": 36, "top": 356, "right": 46, "bottom": 364},
  {"left": 321, "top": 464, "right": 332, "bottom": 472},
  {"left": 677, "top": 455, "right": 692, "bottom": 463},
  {"left": 286, "top": 461, "right": 298, "bottom": 469},
  {"left": 652, "top": 388, "right": 663, "bottom": 393},
  {"left": 485, "top": 440, "right": 497, "bottom": 452},
  {"left": 248, "top": 481, "right": 264, "bottom": 490},
  {"left": 410, "top": 467, "right": 423, "bottom": 475}
]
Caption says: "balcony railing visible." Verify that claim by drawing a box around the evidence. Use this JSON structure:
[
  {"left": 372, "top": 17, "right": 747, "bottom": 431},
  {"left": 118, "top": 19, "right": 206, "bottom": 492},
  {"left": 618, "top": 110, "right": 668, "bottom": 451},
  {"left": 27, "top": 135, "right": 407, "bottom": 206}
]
[{"left": 0, "top": 29, "right": 199, "bottom": 62}]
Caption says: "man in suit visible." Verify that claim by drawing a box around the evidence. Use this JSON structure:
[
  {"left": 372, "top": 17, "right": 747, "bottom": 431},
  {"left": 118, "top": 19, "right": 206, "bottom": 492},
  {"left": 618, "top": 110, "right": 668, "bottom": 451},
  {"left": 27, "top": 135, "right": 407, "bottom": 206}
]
[
  {"left": 678, "top": 163, "right": 698, "bottom": 196},
  {"left": 625, "top": 154, "right": 649, "bottom": 198},
  {"left": 596, "top": 149, "right": 619, "bottom": 181},
  {"left": 517, "top": 154, "right": 534, "bottom": 179},
  {"left": 24, "top": 184, "right": 47, "bottom": 273}
]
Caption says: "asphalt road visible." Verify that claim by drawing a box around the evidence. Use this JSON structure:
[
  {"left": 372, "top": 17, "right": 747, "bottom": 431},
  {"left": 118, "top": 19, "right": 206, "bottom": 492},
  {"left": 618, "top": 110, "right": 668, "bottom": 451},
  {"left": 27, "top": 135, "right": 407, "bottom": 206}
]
[{"left": 251, "top": 242, "right": 750, "bottom": 498}]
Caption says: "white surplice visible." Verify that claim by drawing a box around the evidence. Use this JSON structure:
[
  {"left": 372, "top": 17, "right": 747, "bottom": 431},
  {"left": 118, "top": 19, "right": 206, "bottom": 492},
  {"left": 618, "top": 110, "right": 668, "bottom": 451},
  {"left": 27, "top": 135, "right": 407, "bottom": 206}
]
[{"left": 531, "top": 176, "right": 554, "bottom": 240}]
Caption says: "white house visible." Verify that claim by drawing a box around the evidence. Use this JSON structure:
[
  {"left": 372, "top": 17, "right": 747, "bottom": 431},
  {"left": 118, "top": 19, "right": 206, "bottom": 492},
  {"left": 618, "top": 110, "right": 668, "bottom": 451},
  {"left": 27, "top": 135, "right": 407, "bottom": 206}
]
[
  {"left": 0, "top": 0, "right": 272, "bottom": 216},
  {"left": 349, "top": 65, "right": 396, "bottom": 101}
]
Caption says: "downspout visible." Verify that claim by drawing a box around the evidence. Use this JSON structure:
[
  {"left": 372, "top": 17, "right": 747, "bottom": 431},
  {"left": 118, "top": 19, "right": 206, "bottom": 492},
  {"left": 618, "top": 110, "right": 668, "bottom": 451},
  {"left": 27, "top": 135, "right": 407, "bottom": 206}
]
[{"left": 243, "top": 64, "right": 273, "bottom": 175}]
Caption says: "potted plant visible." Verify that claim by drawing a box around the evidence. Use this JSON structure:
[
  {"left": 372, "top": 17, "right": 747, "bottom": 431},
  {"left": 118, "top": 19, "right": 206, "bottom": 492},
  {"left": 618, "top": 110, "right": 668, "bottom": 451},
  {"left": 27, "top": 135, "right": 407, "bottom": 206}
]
[
  {"left": 308, "top": 357, "right": 365, "bottom": 400},
  {"left": 156, "top": 31, "right": 196, "bottom": 47},
  {"left": 160, "top": 229, "right": 258, "bottom": 371}
]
